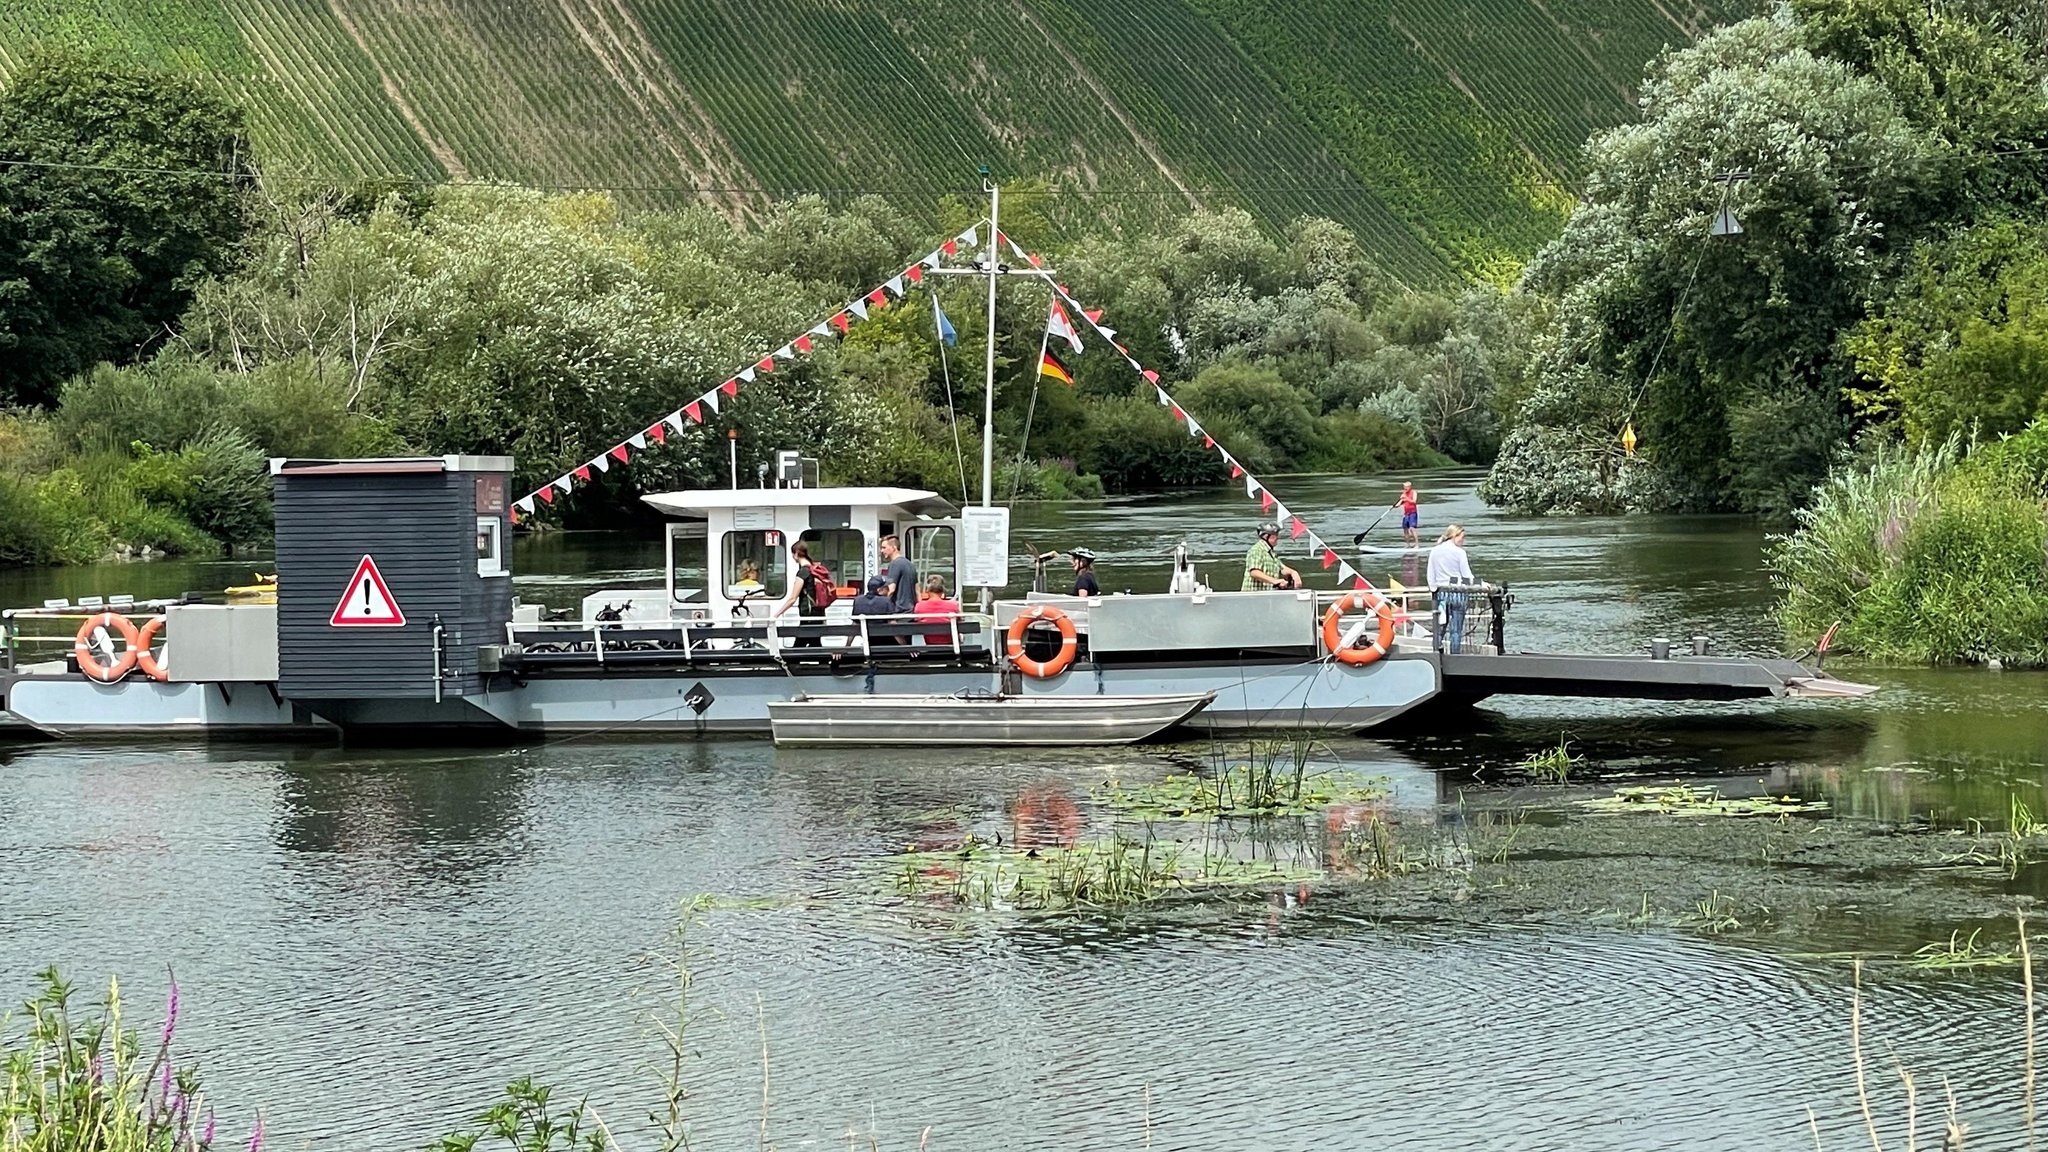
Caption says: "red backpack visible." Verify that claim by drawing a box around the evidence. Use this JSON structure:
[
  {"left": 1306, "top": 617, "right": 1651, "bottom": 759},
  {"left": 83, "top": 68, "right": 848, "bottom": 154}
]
[{"left": 805, "top": 561, "right": 838, "bottom": 609}]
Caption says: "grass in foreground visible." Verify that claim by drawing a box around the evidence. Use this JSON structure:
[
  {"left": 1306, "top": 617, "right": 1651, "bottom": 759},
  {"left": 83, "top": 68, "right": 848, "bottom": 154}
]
[{"left": 0, "top": 968, "right": 253, "bottom": 1152}]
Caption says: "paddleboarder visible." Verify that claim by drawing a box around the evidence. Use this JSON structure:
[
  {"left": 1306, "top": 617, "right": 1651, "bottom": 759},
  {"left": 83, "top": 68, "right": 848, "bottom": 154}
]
[{"left": 1399, "top": 481, "right": 1420, "bottom": 547}]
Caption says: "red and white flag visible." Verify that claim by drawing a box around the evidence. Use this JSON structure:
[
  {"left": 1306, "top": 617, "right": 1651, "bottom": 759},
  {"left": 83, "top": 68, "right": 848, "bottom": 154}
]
[{"left": 1046, "top": 302, "right": 1083, "bottom": 354}]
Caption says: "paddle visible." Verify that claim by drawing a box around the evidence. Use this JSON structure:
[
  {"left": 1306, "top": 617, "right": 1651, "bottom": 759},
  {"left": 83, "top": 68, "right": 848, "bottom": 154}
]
[{"left": 1351, "top": 497, "right": 1405, "bottom": 547}]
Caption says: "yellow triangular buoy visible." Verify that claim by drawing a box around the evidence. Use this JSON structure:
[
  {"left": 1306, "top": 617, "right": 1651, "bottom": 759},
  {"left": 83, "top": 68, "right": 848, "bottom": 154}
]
[{"left": 1621, "top": 422, "right": 1638, "bottom": 456}]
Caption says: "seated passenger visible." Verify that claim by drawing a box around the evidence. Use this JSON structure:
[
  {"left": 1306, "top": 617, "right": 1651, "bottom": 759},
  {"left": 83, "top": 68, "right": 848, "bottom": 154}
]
[
  {"left": 913, "top": 575, "right": 962, "bottom": 646},
  {"left": 852, "top": 575, "right": 906, "bottom": 644}
]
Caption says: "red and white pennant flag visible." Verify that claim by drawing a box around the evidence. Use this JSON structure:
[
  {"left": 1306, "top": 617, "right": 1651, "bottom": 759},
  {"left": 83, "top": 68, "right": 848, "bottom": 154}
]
[{"left": 513, "top": 221, "right": 984, "bottom": 516}]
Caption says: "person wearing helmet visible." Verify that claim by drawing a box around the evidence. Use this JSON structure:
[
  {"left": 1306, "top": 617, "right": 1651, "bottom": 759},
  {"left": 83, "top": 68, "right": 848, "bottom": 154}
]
[
  {"left": 1241, "top": 522, "right": 1302, "bottom": 591},
  {"left": 1069, "top": 547, "right": 1101, "bottom": 597}
]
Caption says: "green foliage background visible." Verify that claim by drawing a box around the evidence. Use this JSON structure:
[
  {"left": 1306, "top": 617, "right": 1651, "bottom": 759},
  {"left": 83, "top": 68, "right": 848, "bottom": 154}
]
[{"left": 0, "top": 0, "right": 1744, "bottom": 285}]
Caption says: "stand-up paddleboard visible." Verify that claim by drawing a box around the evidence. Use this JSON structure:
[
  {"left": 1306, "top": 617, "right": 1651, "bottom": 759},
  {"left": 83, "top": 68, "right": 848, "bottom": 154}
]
[{"left": 1357, "top": 544, "right": 1428, "bottom": 557}]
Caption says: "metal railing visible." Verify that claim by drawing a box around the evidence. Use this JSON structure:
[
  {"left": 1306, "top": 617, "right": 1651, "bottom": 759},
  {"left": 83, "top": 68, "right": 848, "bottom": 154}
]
[
  {"left": 1314, "top": 583, "right": 1510, "bottom": 655},
  {"left": 504, "top": 610, "right": 1001, "bottom": 665},
  {"left": 2, "top": 600, "right": 174, "bottom": 673}
]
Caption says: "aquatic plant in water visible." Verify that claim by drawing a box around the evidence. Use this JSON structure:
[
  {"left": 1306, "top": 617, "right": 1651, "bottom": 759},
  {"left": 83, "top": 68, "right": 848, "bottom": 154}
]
[
  {"left": 1093, "top": 763, "right": 1388, "bottom": 819},
  {"left": 1576, "top": 785, "right": 1828, "bottom": 817},
  {"left": 1909, "top": 928, "right": 2031, "bottom": 971},
  {"left": 889, "top": 832, "right": 1317, "bottom": 912},
  {"left": 0, "top": 968, "right": 251, "bottom": 1152},
  {"left": 1513, "top": 737, "right": 1581, "bottom": 784}
]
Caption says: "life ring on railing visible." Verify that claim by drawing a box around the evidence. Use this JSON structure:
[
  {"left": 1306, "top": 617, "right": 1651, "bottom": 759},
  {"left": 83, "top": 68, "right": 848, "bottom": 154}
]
[
  {"left": 1322, "top": 590, "right": 1396, "bottom": 666},
  {"left": 1005, "top": 605, "right": 1077, "bottom": 679},
  {"left": 74, "top": 612, "right": 141, "bottom": 682},
  {"left": 134, "top": 616, "right": 169, "bottom": 682}
]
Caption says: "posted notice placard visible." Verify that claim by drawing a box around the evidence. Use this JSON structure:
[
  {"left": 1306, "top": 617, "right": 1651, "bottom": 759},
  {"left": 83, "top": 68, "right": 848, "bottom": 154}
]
[{"left": 959, "top": 506, "right": 1011, "bottom": 588}]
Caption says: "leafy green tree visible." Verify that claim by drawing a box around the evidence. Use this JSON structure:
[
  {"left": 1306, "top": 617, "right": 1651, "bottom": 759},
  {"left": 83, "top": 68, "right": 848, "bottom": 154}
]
[
  {"left": 1848, "top": 215, "right": 2048, "bottom": 441},
  {"left": 1178, "top": 362, "right": 1316, "bottom": 466},
  {"left": 0, "top": 50, "right": 253, "bottom": 406},
  {"left": 1487, "top": 16, "right": 1942, "bottom": 512}
]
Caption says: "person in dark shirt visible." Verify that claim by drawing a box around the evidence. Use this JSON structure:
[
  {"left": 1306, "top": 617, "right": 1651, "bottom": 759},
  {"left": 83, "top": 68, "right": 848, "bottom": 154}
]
[
  {"left": 1069, "top": 548, "right": 1101, "bottom": 597},
  {"left": 879, "top": 534, "right": 918, "bottom": 614},
  {"left": 852, "top": 575, "right": 894, "bottom": 617},
  {"left": 852, "top": 575, "right": 907, "bottom": 645},
  {"left": 771, "top": 539, "right": 824, "bottom": 648}
]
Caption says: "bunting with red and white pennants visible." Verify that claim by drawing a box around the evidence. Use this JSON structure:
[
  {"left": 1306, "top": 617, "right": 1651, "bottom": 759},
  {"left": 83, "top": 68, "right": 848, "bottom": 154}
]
[
  {"left": 511, "top": 222, "right": 985, "bottom": 521},
  {"left": 999, "top": 232, "right": 1372, "bottom": 590}
]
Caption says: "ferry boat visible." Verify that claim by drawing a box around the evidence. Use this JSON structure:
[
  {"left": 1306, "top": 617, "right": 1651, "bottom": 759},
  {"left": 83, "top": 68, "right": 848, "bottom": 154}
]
[
  {"left": 0, "top": 182, "right": 1870, "bottom": 742},
  {"left": 0, "top": 455, "right": 1866, "bottom": 742}
]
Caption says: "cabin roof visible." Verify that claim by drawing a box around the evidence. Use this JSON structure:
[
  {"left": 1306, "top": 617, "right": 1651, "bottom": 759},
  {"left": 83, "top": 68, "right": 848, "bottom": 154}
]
[{"left": 641, "top": 486, "right": 958, "bottom": 519}]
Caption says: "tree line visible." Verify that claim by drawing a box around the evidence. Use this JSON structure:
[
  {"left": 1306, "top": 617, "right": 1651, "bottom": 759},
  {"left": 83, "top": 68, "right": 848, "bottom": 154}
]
[
  {"left": 0, "top": 49, "right": 1526, "bottom": 566},
  {"left": 8, "top": 0, "right": 2048, "bottom": 665}
]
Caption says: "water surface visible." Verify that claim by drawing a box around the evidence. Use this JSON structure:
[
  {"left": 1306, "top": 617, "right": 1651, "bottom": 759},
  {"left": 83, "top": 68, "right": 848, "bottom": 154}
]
[{"left": 3, "top": 470, "right": 2043, "bottom": 1150}]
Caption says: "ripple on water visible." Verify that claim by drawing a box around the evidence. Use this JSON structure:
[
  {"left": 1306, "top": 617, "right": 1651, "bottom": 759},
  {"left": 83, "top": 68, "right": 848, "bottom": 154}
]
[{"left": 2, "top": 471, "right": 2042, "bottom": 1149}]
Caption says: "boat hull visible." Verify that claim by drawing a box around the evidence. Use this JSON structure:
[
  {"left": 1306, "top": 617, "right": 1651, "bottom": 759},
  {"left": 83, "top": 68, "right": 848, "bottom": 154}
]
[
  {"left": 1, "top": 655, "right": 1440, "bottom": 738},
  {"left": 765, "top": 692, "right": 1215, "bottom": 746}
]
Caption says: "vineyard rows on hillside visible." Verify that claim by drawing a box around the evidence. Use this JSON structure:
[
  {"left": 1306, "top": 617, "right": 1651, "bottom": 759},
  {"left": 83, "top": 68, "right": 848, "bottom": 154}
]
[{"left": 0, "top": 0, "right": 1747, "bottom": 280}]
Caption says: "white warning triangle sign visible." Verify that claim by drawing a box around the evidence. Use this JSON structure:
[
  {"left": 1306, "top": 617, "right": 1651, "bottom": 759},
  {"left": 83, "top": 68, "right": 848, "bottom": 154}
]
[{"left": 329, "top": 555, "right": 406, "bottom": 627}]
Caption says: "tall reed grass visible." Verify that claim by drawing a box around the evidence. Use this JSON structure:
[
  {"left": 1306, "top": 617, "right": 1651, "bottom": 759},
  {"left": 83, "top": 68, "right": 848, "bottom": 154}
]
[
  {"left": 1772, "top": 437, "right": 2048, "bottom": 665},
  {"left": 0, "top": 968, "right": 253, "bottom": 1152}
]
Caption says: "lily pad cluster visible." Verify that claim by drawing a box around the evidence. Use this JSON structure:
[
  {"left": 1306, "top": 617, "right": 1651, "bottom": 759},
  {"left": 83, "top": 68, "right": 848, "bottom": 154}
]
[{"left": 1576, "top": 785, "right": 1829, "bottom": 818}]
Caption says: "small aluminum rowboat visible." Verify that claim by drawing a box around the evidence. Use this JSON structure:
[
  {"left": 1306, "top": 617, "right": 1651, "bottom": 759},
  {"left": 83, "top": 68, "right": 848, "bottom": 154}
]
[{"left": 766, "top": 690, "right": 1215, "bottom": 747}]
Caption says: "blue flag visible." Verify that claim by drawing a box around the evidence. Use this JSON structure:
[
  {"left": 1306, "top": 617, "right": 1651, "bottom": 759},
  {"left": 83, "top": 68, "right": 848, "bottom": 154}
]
[{"left": 932, "top": 297, "right": 957, "bottom": 346}]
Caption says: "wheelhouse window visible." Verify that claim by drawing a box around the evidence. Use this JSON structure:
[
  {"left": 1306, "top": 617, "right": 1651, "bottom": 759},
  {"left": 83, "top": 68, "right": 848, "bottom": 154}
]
[
  {"left": 799, "top": 529, "right": 866, "bottom": 598},
  {"left": 906, "top": 525, "right": 956, "bottom": 596},
  {"left": 475, "top": 516, "right": 506, "bottom": 577},
  {"left": 722, "top": 531, "right": 785, "bottom": 606}
]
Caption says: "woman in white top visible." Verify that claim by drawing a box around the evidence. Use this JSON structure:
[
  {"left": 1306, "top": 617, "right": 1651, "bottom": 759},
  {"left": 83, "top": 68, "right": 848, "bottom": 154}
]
[{"left": 1426, "top": 525, "right": 1476, "bottom": 653}]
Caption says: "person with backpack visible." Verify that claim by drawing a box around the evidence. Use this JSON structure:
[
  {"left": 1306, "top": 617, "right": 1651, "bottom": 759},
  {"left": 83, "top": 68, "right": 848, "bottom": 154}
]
[{"left": 772, "top": 539, "right": 836, "bottom": 647}]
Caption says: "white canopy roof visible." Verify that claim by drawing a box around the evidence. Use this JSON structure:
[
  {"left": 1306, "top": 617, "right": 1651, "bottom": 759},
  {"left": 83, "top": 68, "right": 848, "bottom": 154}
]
[{"left": 642, "top": 486, "right": 958, "bottom": 519}]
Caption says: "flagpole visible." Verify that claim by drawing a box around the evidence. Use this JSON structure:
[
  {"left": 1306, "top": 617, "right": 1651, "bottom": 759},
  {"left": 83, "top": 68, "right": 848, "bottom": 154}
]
[
  {"left": 1008, "top": 301, "right": 1054, "bottom": 506},
  {"left": 933, "top": 295, "right": 969, "bottom": 507},
  {"left": 980, "top": 177, "right": 1000, "bottom": 512}
]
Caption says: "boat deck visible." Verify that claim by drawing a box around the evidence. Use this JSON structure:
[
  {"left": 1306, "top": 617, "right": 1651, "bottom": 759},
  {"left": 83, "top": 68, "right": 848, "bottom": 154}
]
[{"left": 1438, "top": 651, "right": 1830, "bottom": 702}]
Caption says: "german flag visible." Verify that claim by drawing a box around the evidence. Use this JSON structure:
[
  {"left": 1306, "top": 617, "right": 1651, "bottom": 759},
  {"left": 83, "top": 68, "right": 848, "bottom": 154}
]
[{"left": 1038, "top": 349, "right": 1075, "bottom": 385}]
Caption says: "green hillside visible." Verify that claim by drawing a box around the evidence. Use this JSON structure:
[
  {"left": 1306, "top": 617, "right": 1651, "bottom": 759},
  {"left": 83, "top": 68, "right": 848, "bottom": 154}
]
[{"left": 0, "top": 0, "right": 1740, "bottom": 283}]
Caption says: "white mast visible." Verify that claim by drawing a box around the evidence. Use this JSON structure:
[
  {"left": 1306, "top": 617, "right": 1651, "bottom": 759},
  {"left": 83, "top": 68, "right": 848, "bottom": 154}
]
[{"left": 979, "top": 175, "right": 1000, "bottom": 511}]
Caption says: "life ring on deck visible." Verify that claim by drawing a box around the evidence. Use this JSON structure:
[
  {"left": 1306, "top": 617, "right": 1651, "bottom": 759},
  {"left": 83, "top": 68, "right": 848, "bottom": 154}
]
[
  {"left": 71, "top": 612, "right": 131, "bottom": 683},
  {"left": 1006, "top": 605, "right": 1077, "bottom": 679},
  {"left": 134, "top": 617, "right": 169, "bottom": 682},
  {"left": 1322, "top": 590, "right": 1396, "bottom": 666}
]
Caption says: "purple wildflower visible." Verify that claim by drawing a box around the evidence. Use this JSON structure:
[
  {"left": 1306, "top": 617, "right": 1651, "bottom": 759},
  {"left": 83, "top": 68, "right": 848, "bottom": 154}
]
[
  {"left": 160, "top": 1059, "right": 173, "bottom": 1104},
  {"left": 161, "top": 977, "right": 181, "bottom": 1051},
  {"left": 87, "top": 1054, "right": 103, "bottom": 1084},
  {"left": 247, "top": 1114, "right": 265, "bottom": 1152},
  {"left": 201, "top": 1110, "right": 216, "bottom": 1147}
]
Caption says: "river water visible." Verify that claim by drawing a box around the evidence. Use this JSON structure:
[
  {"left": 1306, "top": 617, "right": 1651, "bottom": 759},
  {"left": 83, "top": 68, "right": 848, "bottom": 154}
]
[{"left": 3, "top": 470, "right": 2045, "bottom": 1150}]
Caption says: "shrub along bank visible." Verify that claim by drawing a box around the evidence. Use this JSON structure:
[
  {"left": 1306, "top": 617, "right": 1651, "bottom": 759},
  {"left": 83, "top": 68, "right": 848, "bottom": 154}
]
[{"left": 1771, "top": 424, "right": 2048, "bottom": 666}]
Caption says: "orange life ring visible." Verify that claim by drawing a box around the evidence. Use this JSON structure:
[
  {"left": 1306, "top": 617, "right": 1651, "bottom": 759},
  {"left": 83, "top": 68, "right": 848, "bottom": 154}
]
[
  {"left": 74, "top": 612, "right": 141, "bottom": 683},
  {"left": 1006, "top": 605, "right": 1077, "bottom": 679},
  {"left": 134, "top": 616, "right": 169, "bottom": 683},
  {"left": 1322, "top": 590, "right": 1396, "bottom": 666}
]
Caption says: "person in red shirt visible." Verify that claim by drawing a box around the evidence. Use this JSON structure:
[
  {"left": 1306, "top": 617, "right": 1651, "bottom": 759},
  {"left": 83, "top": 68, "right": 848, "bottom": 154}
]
[
  {"left": 913, "top": 575, "right": 962, "bottom": 647},
  {"left": 1399, "top": 481, "right": 1421, "bottom": 547}
]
